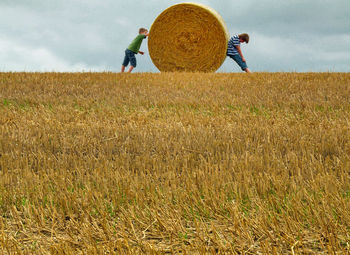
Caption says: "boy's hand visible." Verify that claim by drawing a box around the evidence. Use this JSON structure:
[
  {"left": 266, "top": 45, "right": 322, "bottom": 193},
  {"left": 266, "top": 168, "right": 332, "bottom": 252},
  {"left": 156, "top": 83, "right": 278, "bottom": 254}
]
[
  {"left": 242, "top": 57, "right": 246, "bottom": 62},
  {"left": 139, "top": 51, "right": 144, "bottom": 55}
]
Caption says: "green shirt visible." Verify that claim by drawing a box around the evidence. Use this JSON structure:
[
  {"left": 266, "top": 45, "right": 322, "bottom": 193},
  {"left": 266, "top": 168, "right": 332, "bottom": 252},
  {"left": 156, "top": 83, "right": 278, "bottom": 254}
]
[{"left": 127, "top": 34, "right": 146, "bottom": 54}]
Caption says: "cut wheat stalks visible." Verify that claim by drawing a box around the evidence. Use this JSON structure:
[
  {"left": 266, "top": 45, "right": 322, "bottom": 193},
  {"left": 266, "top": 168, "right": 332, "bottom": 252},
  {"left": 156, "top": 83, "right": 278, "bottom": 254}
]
[{"left": 148, "top": 3, "right": 229, "bottom": 72}]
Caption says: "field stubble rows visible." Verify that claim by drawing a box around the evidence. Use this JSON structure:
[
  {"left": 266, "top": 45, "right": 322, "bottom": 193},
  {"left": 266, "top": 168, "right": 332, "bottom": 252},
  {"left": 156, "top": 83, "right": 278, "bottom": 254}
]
[{"left": 0, "top": 72, "right": 349, "bottom": 254}]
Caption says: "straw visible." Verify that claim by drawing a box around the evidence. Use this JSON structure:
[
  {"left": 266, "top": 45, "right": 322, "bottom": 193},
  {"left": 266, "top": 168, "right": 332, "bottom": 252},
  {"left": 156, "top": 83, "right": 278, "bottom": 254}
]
[{"left": 148, "top": 3, "right": 229, "bottom": 72}]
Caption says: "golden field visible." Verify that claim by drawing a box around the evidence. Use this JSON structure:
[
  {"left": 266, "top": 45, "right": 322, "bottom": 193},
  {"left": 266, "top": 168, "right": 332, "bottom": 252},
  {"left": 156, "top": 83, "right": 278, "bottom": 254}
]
[{"left": 0, "top": 72, "right": 349, "bottom": 254}]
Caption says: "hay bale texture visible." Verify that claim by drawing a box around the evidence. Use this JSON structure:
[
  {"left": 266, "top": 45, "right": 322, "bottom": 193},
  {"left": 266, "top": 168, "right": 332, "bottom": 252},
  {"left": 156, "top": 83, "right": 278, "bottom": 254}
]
[{"left": 148, "top": 3, "right": 229, "bottom": 72}]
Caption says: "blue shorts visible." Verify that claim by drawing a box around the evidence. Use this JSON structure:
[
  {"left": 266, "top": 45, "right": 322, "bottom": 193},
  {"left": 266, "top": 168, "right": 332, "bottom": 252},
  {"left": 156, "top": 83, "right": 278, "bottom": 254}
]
[
  {"left": 122, "top": 49, "right": 137, "bottom": 67},
  {"left": 228, "top": 54, "right": 248, "bottom": 71}
]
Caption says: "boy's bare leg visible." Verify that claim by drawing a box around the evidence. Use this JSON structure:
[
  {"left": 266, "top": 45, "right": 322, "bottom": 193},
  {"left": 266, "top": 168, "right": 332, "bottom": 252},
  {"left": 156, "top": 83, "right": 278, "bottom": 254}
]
[
  {"left": 127, "top": 66, "right": 134, "bottom": 73},
  {"left": 121, "top": 65, "right": 126, "bottom": 72},
  {"left": 245, "top": 68, "right": 251, "bottom": 73}
]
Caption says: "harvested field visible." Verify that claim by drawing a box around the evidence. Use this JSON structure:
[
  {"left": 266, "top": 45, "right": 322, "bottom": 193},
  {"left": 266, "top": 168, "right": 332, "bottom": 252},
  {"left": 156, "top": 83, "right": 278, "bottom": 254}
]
[{"left": 0, "top": 72, "right": 349, "bottom": 254}]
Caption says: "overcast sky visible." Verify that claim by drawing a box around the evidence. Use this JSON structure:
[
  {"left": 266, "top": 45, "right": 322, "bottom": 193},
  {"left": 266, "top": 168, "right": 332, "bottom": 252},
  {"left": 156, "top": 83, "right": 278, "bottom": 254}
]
[{"left": 0, "top": 0, "right": 349, "bottom": 72}]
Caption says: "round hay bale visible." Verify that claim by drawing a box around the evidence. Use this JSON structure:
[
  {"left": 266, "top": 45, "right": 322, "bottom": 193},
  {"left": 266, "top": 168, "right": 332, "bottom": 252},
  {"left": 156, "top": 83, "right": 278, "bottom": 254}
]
[{"left": 148, "top": 3, "right": 229, "bottom": 72}]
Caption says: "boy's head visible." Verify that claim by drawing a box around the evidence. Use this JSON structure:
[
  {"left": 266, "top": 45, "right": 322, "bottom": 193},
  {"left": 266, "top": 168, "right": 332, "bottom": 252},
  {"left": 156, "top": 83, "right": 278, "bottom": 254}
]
[
  {"left": 139, "top": 28, "right": 148, "bottom": 35},
  {"left": 238, "top": 33, "right": 249, "bottom": 44}
]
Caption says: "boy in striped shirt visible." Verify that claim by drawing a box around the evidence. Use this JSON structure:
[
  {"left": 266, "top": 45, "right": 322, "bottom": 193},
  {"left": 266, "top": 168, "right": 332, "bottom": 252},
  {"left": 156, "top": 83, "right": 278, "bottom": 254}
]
[{"left": 227, "top": 33, "right": 251, "bottom": 73}]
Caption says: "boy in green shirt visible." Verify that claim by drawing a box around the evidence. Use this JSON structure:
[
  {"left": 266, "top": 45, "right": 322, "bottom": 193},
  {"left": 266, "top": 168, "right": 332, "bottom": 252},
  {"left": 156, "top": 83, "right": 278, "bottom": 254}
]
[{"left": 121, "top": 28, "right": 149, "bottom": 73}]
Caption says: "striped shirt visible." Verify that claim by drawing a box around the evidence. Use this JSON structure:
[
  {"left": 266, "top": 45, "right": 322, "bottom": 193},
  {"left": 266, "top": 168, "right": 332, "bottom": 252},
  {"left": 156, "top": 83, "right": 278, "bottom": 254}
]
[{"left": 227, "top": 35, "right": 240, "bottom": 56}]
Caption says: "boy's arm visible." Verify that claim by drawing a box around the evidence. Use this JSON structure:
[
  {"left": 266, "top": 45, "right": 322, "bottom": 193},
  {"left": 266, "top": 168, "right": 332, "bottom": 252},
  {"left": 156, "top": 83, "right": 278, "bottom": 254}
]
[
  {"left": 138, "top": 33, "right": 149, "bottom": 55},
  {"left": 235, "top": 45, "right": 246, "bottom": 62}
]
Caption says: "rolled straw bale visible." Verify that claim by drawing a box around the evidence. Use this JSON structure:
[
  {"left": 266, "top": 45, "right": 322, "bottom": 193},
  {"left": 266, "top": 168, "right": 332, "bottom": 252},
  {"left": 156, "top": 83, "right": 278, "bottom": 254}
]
[{"left": 148, "top": 3, "right": 229, "bottom": 72}]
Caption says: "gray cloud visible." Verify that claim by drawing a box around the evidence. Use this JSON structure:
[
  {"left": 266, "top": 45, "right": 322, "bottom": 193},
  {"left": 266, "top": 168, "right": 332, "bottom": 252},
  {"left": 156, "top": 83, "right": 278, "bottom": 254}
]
[{"left": 0, "top": 0, "right": 349, "bottom": 72}]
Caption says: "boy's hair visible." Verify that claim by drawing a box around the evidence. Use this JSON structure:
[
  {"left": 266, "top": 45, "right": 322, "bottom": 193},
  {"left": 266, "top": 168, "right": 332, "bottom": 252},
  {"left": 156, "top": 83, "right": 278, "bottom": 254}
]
[
  {"left": 139, "top": 28, "right": 148, "bottom": 34},
  {"left": 238, "top": 33, "right": 249, "bottom": 43}
]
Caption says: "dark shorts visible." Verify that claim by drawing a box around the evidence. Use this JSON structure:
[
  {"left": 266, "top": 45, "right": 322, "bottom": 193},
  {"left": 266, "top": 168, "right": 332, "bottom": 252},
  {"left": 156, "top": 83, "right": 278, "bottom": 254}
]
[
  {"left": 122, "top": 49, "right": 137, "bottom": 67},
  {"left": 228, "top": 54, "right": 248, "bottom": 71}
]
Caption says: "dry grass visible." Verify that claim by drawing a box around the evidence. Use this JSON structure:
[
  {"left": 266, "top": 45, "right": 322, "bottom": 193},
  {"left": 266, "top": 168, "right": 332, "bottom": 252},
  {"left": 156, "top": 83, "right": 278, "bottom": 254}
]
[
  {"left": 148, "top": 3, "right": 229, "bottom": 72},
  {"left": 0, "top": 72, "right": 349, "bottom": 254}
]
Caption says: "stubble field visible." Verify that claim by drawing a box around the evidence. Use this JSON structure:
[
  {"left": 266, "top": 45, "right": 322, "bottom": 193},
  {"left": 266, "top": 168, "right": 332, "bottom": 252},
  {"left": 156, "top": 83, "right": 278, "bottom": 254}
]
[{"left": 0, "top": 72, "right": 349, "bottom": 254}]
